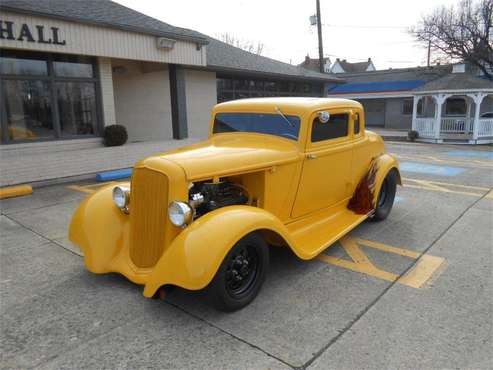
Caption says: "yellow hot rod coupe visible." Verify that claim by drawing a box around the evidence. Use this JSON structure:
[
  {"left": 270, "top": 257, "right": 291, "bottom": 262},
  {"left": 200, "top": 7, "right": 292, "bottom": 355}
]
[{"left": 69, "top": 98, "right": 401, "bottom": 311}]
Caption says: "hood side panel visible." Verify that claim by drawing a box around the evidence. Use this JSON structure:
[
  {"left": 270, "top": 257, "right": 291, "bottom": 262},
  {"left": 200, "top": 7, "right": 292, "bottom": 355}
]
[{"left": 157, "top": 134, "right": 302, "bottom": 180}]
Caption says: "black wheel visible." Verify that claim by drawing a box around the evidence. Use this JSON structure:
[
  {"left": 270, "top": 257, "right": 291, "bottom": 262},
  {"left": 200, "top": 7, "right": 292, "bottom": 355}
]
[
  {"left": 372, "top": 170, "right": 397, "bottom": 221},
  {"left": 208, "top": 232, "right": 269, "bottom": 312}
]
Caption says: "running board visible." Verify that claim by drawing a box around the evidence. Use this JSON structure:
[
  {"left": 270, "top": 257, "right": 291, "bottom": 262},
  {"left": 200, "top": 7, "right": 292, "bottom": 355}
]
[{"left": 286, "top": 205, "right": 368, "bottom": 260}]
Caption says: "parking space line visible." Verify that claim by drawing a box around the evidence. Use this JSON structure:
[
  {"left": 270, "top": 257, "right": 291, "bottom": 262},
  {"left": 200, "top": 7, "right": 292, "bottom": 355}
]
[
  {"left": 402, "top": 178, "right": 490, "bottom": 197},
  {"left": 392, "top": 153, "right": 493, "bottom": 169},
  {"left": 353, "top": 237, "right": 419, "bottom": 258},
  {"left": 403, "top": 184, "right": 484, "bottom": 197},
  {"left": 318, "top": 236, "right": 445, "bottom": 289},
  {"left": 398, "top": 255, "right": 446, "bottom": 289},
  {"left": 404, "top": 178, "right": 489, "bottom": 190},
  {"left": 446, "top": 150, "right": 493, "bottom": 160},
  {"left": 66, "top": 185, "right": 94, "bottom": 194},
  {"left": 67, "top": 181, "right": 116, "bottom": 194}
]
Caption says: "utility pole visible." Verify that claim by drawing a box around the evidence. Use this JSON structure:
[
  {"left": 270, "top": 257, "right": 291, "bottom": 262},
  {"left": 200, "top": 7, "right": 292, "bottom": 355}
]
[
  {"left": 316, "top": 0, "right": 324, "bottom": 73},
  {"left": 427, "top": 39, "right": 431, "bottom": 67}
]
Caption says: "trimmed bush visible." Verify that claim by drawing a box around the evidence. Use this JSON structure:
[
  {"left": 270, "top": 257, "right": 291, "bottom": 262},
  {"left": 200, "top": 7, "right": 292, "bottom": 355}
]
[
  {"left": 104, "top": 125, "right": 128, "bottom": 147},
  {"left": 407, "top": 130, "right": 419, "bottom": 142}
]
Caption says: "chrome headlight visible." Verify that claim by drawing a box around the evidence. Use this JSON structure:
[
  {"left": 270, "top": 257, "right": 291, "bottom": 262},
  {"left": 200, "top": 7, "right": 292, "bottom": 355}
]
[
  {"left": 168, "top": 201, "right": 193, "bottom": 227},
  {"left": 112, "top": 185, "right": 130, "bottom": 212}
]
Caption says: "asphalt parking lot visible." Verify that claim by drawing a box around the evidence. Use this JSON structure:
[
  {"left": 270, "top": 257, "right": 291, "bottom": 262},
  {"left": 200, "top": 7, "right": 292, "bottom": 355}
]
[{"left": 1, "top": 142, "right": 492, "bottom": 369}]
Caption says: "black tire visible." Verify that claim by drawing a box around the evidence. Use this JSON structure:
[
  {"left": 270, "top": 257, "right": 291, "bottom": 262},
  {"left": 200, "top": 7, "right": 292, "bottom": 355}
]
[
  {"left": 208, "top": 232, "right": 269, "bottom": 312},
  {"left": 372, "top": 170, "right": 397, "bottom": 221}
]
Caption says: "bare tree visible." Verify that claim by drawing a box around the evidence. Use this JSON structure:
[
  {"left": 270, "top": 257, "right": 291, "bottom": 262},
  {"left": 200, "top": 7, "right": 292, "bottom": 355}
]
[
  {"left": 218, "top": 33, "right": 264, "bottom": 55},
  {"left": 411, "top": 0, "right": 493, "bottom": 78}
]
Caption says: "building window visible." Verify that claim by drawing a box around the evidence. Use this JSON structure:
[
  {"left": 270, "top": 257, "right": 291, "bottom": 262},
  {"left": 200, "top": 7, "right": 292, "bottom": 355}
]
[
  {"left": 53, "top": 58, "right": 94, "bottom": 78},
  {"left": 1, "top": 80, "right": 54, "bottom": 141},
  {"left": 56, "top": 82, "right": 98, "bottom": 136},
  {"left": 0, "top": 50, "right": 100, "bottom": 144},
  {"left": 0, "top": 54, "right": 48, "bottom": 76},
  {"left": 445, "top": 98, "right": 466, "bottom": 115},
  {"left": 402, "top": 98, "right": 423, "bottom": 115},
  {"left": 216, "top": 76, "right": 321, "bottom": 103}
]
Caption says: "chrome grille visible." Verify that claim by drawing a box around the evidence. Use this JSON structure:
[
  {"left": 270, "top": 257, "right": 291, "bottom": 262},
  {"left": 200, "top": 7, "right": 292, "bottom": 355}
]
[{"left": 129, "top": 168, "right": 169, "bottom": 268}]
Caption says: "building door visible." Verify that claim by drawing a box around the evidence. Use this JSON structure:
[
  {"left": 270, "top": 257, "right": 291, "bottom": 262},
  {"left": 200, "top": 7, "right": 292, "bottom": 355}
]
[{"left": 363, "top": 100, "right": 385, "bottom": 127}]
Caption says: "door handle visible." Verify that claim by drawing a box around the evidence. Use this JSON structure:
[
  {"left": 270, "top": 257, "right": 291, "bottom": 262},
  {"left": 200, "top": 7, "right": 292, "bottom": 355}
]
[{"left": 306, "top": 154, "right": 317, "bottom": 160}]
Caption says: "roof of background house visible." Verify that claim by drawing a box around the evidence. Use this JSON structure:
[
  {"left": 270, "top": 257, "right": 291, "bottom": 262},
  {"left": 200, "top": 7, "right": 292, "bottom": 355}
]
[
  {"left": 339, "top": 65, "right": 451, "bottom": 83},
  {"left": 1, "top": 0, "right": 341, "bottom": 83},
  {"left": 414, "top": 72, "right": 493, "bottom": 92},
  {"left": 0, "top": 0, "right": 209, "bottom": 44},
  {"left": 329, "top": 80, "right": 427, "bottom": 94},
  {"left": 335, "top": 59, "right": 373, "bottom": 73},
  {"left": 297, "top": 55, "right": 331, "bottom": 72},
  {"left": 328, "top": 65, "right": 454, "bottom": 95}
]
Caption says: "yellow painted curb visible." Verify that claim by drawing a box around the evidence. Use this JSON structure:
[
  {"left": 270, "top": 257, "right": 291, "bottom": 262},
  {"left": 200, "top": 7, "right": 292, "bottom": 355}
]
[{"left": 0, "top": 185, "right": 33, "bottom": 199}]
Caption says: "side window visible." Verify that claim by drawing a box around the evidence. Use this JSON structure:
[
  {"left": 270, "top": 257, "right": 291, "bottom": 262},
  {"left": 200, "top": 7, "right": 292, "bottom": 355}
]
[
  {"left": 354, "top": 113, "right": 360, "bottom": 134},
  {"left": 311, "top": 113, "right": 349, "bottom": 142}
]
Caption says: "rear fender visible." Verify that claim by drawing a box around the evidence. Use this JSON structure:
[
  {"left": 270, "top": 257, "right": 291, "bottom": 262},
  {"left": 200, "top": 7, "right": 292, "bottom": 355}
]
[
  {"left": 374, "top": 154, "right": 402, "bottom": 203},
  {"left": 143, "top": 205, "right": 294, "bottom": 297}
]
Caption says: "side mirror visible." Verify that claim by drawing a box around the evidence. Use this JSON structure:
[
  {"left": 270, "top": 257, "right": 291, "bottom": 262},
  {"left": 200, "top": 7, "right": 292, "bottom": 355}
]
[{"left": 318, "top": 111, "right": 330, "bottom": 123}]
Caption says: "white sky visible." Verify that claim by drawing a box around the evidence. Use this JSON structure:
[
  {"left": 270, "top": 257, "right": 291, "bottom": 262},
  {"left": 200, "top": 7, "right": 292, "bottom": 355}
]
[{"left": 115, "top": 0, "right": 459, "bottom": 70}]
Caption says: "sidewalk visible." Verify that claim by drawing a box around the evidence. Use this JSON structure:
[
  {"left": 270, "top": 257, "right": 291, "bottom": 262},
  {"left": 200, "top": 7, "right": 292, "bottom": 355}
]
[
  {"left": 370, "top": 128, "right": 408, "bottom": 141},
  {"left": 0, "top": 138, "right": 200, "bottom": 187}
]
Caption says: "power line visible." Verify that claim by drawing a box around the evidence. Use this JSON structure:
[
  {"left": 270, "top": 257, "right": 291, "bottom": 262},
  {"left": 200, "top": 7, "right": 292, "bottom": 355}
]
[{"left": 322, "top": 23, "right": 409, "bottom": 30}]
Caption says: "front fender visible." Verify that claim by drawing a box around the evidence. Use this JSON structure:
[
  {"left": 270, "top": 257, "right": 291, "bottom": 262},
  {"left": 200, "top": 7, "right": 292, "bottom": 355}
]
[
  {"left": 374, "top": 153, "right": 402, "bottom": 202},
  {"left": 143, "top": 205, "right": 294, "bottom": 297},
  {"left": 69, "top": 182, "right": 130, "bottom": 273}
]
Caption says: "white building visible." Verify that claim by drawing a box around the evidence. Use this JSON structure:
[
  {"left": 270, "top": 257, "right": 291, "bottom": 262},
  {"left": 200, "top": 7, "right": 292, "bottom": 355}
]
[{"left": 327, "top": 63, "right": 493, "bottom": 143}]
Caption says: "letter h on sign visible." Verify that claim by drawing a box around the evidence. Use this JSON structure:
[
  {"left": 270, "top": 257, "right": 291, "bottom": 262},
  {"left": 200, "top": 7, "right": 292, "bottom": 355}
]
[{"left": 0, "top": 21, "right": 15, "bottom": 40}]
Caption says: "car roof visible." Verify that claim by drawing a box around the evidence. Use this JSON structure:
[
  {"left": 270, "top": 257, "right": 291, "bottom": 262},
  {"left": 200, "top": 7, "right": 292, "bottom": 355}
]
[{"left": 214, "top": 97, "right": 362, "bottom": 115}]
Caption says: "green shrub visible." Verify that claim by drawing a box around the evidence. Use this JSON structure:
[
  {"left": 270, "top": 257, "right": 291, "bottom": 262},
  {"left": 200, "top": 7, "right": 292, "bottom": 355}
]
[
  {"left": 104, "top": 125, "right": 128, "bottom": 147},
  {"left": 407, "top": 130, "right": 419, "bottom": 142}
]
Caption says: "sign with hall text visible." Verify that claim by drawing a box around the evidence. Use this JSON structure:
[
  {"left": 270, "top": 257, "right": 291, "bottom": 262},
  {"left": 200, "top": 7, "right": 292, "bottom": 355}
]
[{"left": 0, "top": 20, "right": 66, "bottom": 45}]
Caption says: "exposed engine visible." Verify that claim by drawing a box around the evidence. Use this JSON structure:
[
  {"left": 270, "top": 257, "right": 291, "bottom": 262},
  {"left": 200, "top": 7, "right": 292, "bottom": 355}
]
[{"left": 189, "top": 181, "right": 249, "bottom": 218}]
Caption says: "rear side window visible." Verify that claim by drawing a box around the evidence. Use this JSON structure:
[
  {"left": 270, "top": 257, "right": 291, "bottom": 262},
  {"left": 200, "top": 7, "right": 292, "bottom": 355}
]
[
  {"left": 354, "top": 113, "right": 360, "bottom": 134},
  {"left": 311, "top": 113, "right": 349, "bottom": 142}
]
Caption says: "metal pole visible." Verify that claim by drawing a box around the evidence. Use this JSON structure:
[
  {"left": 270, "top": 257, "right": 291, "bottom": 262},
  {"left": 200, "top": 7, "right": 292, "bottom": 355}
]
[
  {"left": 427, "top": 39, "right": 431, "bottom": 67},
  {"left": 316, "top": 0, "right": 324, "bottom": 73}
]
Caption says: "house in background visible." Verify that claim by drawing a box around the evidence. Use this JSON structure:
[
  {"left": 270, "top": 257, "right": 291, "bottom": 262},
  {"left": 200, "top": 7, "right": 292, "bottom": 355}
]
[
  {"left": 327, "top": 65, "right": 448, "bottom": 128},
  {"left": 327, "top": 63, "right": 493, "bottom": 144},
  {"left": 298, "top": 55, "right": 332, "bottom": 73},
  {"left": 330, "top": 58, "right": 376, "bottom": 73}
]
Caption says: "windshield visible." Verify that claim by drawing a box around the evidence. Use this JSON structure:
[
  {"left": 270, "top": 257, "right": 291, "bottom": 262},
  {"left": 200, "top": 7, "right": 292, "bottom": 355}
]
[{"left": 213, "top": 112, "right": 301, "bottom": 141}]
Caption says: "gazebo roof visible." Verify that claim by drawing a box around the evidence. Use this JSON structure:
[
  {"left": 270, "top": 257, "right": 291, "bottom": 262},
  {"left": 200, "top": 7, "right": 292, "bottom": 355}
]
[{"left": 414, "top": 73, "right": 493, "bottom": 93}]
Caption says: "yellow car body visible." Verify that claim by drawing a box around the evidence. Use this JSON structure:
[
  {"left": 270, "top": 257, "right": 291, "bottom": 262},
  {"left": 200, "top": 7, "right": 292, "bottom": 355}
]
[{"left": 69, "top": 97, "right": 401, "bottom": 302}]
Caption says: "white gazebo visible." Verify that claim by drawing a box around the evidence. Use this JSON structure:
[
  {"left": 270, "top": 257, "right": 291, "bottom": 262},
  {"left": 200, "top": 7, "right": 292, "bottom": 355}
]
[{"left": 411, "top": 70, "right": 493, "bottom": 144}]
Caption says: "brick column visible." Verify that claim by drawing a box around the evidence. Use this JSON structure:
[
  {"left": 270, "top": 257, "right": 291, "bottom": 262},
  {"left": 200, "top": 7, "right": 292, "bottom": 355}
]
[{"left": 169, "top": 64, "right": 188, "bottom": 139}]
